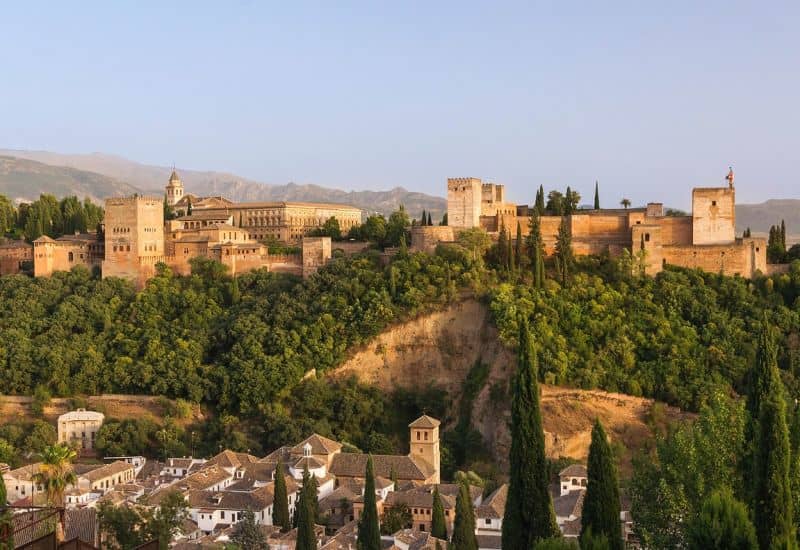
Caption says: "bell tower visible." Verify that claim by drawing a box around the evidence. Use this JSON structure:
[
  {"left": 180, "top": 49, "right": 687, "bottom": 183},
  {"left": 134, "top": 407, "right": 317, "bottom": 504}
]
[
  {"left": 165, "top": 170, "right": 184, "bottom": 207},
  {"left": 409, "top": 415, "right": 441, "bottom": 483}
]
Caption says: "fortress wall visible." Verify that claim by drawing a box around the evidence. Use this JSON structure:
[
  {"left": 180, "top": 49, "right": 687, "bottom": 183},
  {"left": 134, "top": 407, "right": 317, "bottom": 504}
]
[
  {"left": 447, "top": 178, "right": 482, "bottom": 228},
  {"left": 0, "top": 243, "right": 32, "bottom": 275},
  {"left": 655, "top": 217, "right": 693, "bottom": 245},
  {"left": 662, "top": 237, "right": 766, "bottom": 277},
  {"left": 411, "top": 226, "right": 455, "bottom": 253}
]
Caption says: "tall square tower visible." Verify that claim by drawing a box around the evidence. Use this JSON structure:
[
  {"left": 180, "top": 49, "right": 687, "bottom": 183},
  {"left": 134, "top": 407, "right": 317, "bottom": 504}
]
[
  {"left": 692, "top": 188, "right": 735, "bottom": 245},
  {"left": 409, "top": 415, "right": 440, "bottom": 484},
  {"left": 447, "top": 177, "right": 482, "bottom": 228},
  {"left": 102, "top": 196, "right": 165, "bottom": 281}
]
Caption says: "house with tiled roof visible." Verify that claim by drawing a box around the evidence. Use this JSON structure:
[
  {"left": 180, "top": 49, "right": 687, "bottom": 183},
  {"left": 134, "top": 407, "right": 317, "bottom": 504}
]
[
  {"left": 475, "top": 483, "right": 507, "bottom": 535},
  {"left": 392, "top": 528, "right": 447, "bottom": 550},
  {"left": 559, "top": 463, "right": 588, "bottom": 496}
]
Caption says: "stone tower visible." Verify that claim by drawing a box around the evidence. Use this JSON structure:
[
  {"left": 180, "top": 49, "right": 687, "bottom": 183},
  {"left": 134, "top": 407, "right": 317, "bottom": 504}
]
[
  {"left": 409, "top": 415, "right": 441, "bottom": 484},
  {"left": 447, "top": 177, "right": 482, "bottom": 228},
  {"left": 691, "top": 187, "right": 735, "bottom": 245},
  {"left": 165, "top": 170, "right": 184, "bottom": 207},
  {"left": 101, "top": 195, "right": 165, "bottom": 284}
]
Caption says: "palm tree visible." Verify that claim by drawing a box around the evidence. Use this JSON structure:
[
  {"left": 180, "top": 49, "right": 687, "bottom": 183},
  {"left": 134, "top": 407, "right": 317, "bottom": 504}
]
[
  {"left": 33, "top": 444, "right": 77, "bottom": 506},
  {"left": 620, "top": 198, "right": 631, "bottom": 209}
]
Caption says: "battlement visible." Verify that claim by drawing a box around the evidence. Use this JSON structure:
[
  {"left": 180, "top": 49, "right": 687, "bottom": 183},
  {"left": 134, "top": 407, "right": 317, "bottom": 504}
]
[
  {"left": 105, "top": 195, "right": 163, "bottom": 206},
  {"left": 447, "top": 177, "right": 482, "bottom": 191}
]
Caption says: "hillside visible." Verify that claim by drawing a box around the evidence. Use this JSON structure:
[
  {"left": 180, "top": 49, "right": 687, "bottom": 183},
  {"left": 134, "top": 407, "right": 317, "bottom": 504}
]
[
  {"left": 0, "top": 149, "right": 446, "bottom": 218},
  {"left": 331, "top": 299, "right": 687, "bottom": 476},
  {"left": 0, "top": 155, "right": 140, "bottom": 203}
]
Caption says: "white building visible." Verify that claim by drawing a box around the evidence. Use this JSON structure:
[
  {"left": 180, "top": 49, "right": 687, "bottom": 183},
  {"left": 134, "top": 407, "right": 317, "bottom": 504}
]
[{"left": 58, "top": 409, "right": 105, "bottom": 451}]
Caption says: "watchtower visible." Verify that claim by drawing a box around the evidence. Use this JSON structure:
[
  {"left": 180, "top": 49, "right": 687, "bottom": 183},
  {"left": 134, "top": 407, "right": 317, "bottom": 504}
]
[
  {"left": 447, "top": 177, "right": 482, "bottom": 228},
  {"left": 165, "top": 170, "right": 184, "bottom": 207},
  {"left": 409, "top": 415, "right": 440, "bottom": 484}
]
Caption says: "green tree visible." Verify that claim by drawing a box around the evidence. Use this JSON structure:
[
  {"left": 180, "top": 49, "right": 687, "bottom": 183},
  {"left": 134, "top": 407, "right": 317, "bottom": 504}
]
[
  {"left": 502, "top": 316, "right": 560, "bottom": 549},
  {"left": 357, "top": 456, "right": 380, "bottom": 550},
  {"left": 97, "top": 501, "right": 146, "bottom": 550},
  {"left": 296, "top": 466, "right": 317, "bottom": 550},
  {"left": 420, "top": 210, "right": 427, "bottom": 226},
  {"left": 427, "top": 212, "right": 433, "bottom": 226},
  {"left": 526, "top": 213, "right": 545, "bottom": 289},
  {"left": 273, "top": 456, "right": 290, "bottom": 531},
  {"left": 431, "top": 485, "right": 447, "bottom": 539},
  {"left": 535, "top": 185, "right": 546, "bottom": 215},
  {"left": 380, "top": 503, "right": 411, "bottom": 535},
  {"left": 440, "top": 212, "right": 448, "bottom": 226},
  {"left": 580, "top": 420, "right": 623, "bottom": 550},
  {"left": 514, "top": 221, "right": 523, "bottom": 273},
  {"left": 554, "top": 217, "right": 574, "bottom": 285},
  {"left": 620, "top": 198, "right": 631, "bottom": 209},
  {"left": 594, "top": 181, "right": 600, "bottom": 209},
  {"left": 143, "top": 490, "right": 189, "bottom": 550},
  {"left": 497, "top": 224, "right": 509, "bottom": 272},
  {"left": 751, "top": 326, "right": 796, "bottom": 550},
  {"left": 545, "top": 190, "right": 565, "bottom": 216},
  {"left": 451, "top": 481, "right": 478, "bottom": 550},
  {"left": 231, "top": 510, "right": 268, "bottom": 549},
  {"left": 685, "top": 489, "right": 757, "bottom": 550}
]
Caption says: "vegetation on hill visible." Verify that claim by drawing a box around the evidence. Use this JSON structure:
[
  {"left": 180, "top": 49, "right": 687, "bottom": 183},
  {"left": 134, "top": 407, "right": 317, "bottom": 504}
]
[{"left": 0, "top": 192, "right": 104, "bottom": 242}]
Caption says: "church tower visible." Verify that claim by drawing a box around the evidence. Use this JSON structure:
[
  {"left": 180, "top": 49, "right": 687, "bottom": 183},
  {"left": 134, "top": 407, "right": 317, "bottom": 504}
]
[
  {"left": 409, "top": 415, "right": 441, "bottom": 483},
  {"left": 165, "top": 170, "right": 184, "bottom": 207}
]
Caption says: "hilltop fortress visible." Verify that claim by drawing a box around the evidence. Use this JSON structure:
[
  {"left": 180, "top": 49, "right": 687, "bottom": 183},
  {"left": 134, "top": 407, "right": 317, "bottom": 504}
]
[
  {"left": 24, "top": 171, "right": 363, "bottom": 285},
  {"left": 412, "top": 173, "right": 767, "bottom": 278}
]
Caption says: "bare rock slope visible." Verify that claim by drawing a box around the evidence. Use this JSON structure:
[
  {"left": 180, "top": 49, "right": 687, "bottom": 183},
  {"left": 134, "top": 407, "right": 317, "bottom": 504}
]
[{"left": 332, "top": 299, "right": 686, "bottom": 474}]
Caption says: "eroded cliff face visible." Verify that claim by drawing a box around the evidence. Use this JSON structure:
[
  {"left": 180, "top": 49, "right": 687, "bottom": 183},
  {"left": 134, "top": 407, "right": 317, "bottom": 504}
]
[{"left": 331, "top": 299, "right": 686, "bottom": 475}]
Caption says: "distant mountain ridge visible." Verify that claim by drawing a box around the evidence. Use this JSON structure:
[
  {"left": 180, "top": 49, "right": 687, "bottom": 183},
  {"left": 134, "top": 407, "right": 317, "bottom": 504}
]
[
  {"left": 735, "top": 199, "right": 800, "bottom": 235},
  {"left": 0, "top": 149, "right": 447, "bottom": 219}
]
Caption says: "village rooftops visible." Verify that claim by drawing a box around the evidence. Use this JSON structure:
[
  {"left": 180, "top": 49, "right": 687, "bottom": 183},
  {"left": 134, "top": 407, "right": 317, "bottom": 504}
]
[
  {"left": 476, "top": 483, "right": 507, "bottom": 519},
  {"left": 4, "top": 463, "right": 42, "bottom": 481},
  {"left": 202, "top": 449, "right": 260, "bottom": 471},
  {"left": 559, "top": 464, "right": 588, "bottom": 480},
  {"left": 329, "top": 453, "right": 434, "bottom": 481},
  {"left": 81, "top": 461, "right": 133, "bottom": 483},
  {"left": 291, "top": 433, "right": 343, "bottom": 456},
  {"left": 553, "top": 488, "right": 585, "bottom": 519}
]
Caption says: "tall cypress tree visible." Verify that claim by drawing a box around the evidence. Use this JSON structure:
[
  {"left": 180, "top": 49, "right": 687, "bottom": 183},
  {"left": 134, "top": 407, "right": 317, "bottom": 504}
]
[
  {"left": 750, "top": 321, "right": 796, "bottom": 550},
  {"left": 580, "top": 420, "right": 623, "bottom": 550},
  {"left": 296, "top": 466, "right": 317, "bottom": 550},
  {"left": 781, "top": 219, "right": 787, "bottom": 250},
  {"left": 273, "top": 456, "right": 290, "bottom": 531},
  {"left": 536, "top": 185, "right": 546, "bottom": 215},
  {"left": 515, "top": 222, "right": 523, "bottom": 273},
  {"left": 431, "top": 485, "right": 447, "bottom": 539},
  {"left": 421, "top": 210, "right": 427, "bottom": 226},
  {"left": 451, "top": 482, "right": 478, "bottom": 550},
  {"left": 507, "top": 230, "right": 514, "bottom": 273},
  {"left": 427, "top": 212, "right": 433, "bottom": 226},
  {"left": 497, "top": 224, "right": 509, "bottom": 272},
  {"left": 564, "top": 186, "right": 574, "bottom": 215},
  {"left": 502, "top": 317, "right": 560, "bottom": 549},
  {"left": 358, "top": 456, "right": 381, "bottom": 550},
  {"left": 594, "top": 181, "right": 600, "bottom": 210},
  {"left": 554, "top": 217, "right": 574, "bottom": 285},
  {"left": 0, "top": 474, "right": 13, "bottom": 550},
  {"left": 527, "top": 213, "right": 545, "bottom": 289}
]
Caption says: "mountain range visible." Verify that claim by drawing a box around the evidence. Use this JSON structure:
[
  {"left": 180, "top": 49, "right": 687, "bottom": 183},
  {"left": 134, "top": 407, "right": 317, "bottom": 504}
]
[
  {"left": 0, "top": 149, "right": 796, "bottom": 235},
  {"left": 0, "top": 150, "right": 447, "bottom": 220}
]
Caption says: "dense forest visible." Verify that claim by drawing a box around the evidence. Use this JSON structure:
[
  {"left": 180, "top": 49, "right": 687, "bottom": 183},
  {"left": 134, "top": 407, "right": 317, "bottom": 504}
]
[{"left": 0, "top": 193, "right": 104, "bottom": 241}]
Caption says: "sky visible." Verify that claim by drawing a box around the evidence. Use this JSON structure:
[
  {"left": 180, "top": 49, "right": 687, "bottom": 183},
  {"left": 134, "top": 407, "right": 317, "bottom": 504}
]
[{"left": 1, "top": 1, "right": 799, "bottom": 209}]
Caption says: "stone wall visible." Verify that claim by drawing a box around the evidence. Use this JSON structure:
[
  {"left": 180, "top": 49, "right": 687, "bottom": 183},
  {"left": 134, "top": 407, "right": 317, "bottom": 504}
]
[
  {"left": 662, "top": 237, "right": 766, "bottom": 277},
  {"left": 410, "top": 226, "right": 455, "bottom": 253},
  {"left": 302, "top": 236, "right": 332, "bottom": 278},
  {"left": 0, "top": 242, "right": 32, "bottom": 275}
]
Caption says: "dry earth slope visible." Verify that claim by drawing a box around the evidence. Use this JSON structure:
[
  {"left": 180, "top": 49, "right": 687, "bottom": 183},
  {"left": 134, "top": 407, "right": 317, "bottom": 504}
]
[{"left": 331, "top": 299, "right": 687, "bottom": 475}]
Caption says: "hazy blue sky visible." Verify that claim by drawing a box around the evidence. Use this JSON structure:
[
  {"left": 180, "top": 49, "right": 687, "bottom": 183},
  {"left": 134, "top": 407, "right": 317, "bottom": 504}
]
[{"left": 1, "top": 1, "right": 798, "bottom": 208}]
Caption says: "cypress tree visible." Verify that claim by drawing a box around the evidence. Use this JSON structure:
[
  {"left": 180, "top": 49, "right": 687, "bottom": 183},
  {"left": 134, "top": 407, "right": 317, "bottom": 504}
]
[
  {"left": 296, "top": 466, "right": 317, "bottom": 550},
  {"left": 751, "top": 322, "right": 796, "bottom": 550},
  {"left": 441, "top": 213, "right": 448, "bottom": 226},
  {"left": 0, "top": 475, "right": 13, "bottom": 550},
  {"left": 580, "top": 420, "right": 623, "bottom": 550},
  {"left": 527, "top": 213, "right": 545, "bottom": 289},
  {"left": 431, "top": 485, "right": 447, "bottom": 539},
  {"left": 564, "top": 186, "right": 573, "bottom": 215},
  {"left": 782, "top": 219, "right": 787, "bottom": 250},
  {"left": 497, "top": 224, "right": 509, "bottom": 272},
  {"left": 536, "top": 185, "right": 546, "bottom": 215},
  {"left": 427, "top": 212, "right": 433, "bottom": 226},
  {"left": 451, "top": 481, "right": 478, "bottom": 550},
  {"left": 507, "top": 230, "right": 514, "bottom": 273},
  {"left": 594, "top": 181, "right": 600, "bottom": 210},
  {"left": 554, "top": 217, "right": 574, "bottom": 285},
  {"left": 273, "top": 456, "right": 290, "bottom": 531},
  {"left": 515, "top": 222, "right": 523, "bottom": 273},
  {"left": 357, "top": 456, "right": 381, "bottom": 550},
  {"left": 421, "top": 210, "right": 427, "bottom": 226},
  {"left": 502, "top": 316, "right": 560, "bottom": 549}
]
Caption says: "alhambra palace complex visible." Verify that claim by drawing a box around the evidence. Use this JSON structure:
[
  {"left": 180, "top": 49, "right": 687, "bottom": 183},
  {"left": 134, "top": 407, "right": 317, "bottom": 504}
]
[
  {"left": 411, "top": 171, "right": 769, "bottom": 278},
  {"left": 0, "top": 168, "right": 774, "bottom": 282}
]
